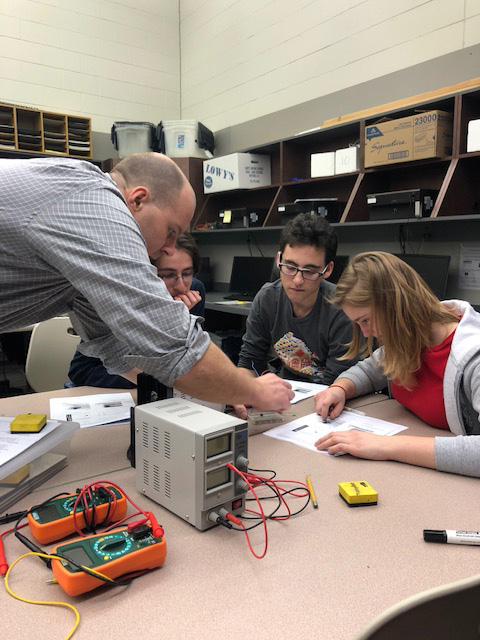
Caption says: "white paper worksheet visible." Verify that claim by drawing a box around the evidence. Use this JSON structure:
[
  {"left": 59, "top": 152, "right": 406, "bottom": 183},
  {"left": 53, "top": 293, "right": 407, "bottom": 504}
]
[
  {"left": 0, "top": 417, "right": 61, "bottom": 467},
  {"left": 49, "top": 393, "right": 134, "bottom": 428},
  {"left": 283, "top": 379, "right": 328, "bottom": 404},
  {"left": 264, "top": 410, "right": 408, "bottom": 455}
]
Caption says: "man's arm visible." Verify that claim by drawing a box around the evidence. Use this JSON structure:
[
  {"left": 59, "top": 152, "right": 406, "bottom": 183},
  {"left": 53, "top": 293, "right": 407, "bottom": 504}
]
[
  {"left": 123, "top": 343, "right": 292, "bottom": 411},
  {"left": 174, "top": 341, "right": 293, "bottom": 410}
]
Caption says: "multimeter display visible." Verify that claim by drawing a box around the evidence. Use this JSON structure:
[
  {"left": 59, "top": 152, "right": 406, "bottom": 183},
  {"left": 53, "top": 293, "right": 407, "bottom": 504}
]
[
  {"left": 60, "top": 545, "right": 94, "bottom": 568},
  {"left": 34, "top": 504, "right": 62, "bottom": 524},
  {"left": 52, "top": 527, "right": 167, "bottom": 595}
]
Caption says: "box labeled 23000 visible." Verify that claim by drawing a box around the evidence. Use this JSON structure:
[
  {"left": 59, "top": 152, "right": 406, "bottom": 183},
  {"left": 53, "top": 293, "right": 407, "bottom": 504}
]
[{"left": 365, "top": 110, "right": 452, "bottom": 168}]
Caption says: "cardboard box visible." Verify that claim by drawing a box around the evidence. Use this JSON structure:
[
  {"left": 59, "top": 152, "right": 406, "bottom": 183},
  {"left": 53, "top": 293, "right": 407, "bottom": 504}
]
[
  {"left": 365, "top": 110, "right": 452, "bottom": 168},
  {"left": 203, "top": 153, "right": 271, "bottom": 193},
  {"left": 467, "top": 119, "right": 480, "bottom": 153},
  {"left": 311, "top": 151, "right": 335, "bottom": 177},
  {"left": 335, "top": 146, "right": 359, "bottom": 174}
]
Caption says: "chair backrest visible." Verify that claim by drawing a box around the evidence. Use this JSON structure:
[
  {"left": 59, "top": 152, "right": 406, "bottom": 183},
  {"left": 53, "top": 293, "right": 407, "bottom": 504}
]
[
  {"left": 25, "top": 317, "right": 81, "bottom": 392},
  {"left": 355, "top": 572, "right": 480, "bottom": 640}
]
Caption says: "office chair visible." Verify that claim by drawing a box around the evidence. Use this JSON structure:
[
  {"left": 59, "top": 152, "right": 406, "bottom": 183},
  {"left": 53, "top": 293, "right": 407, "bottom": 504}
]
[
  {"left": 25, "top": 317, "right": 81, "bottom": 392},
  {"left": 355, "top": 572, "right": 480, "bottom": 640}
]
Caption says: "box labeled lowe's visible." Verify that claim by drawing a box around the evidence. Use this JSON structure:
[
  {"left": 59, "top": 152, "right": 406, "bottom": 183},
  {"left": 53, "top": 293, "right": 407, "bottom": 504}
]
[
  {"left": 203, "top": 153, "right": 271, "bottom": 194},
  {"left": 365, "top": 110, "right": 452, "bottom": 168}
]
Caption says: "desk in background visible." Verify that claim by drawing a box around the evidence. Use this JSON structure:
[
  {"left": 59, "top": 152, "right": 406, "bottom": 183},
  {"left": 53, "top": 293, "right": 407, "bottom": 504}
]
[
  {"left": 205, "top": 291, "right": 253, "bottom": 316},
  {"left": 1, "top": 390, "right": 477, "bottom": 640}
]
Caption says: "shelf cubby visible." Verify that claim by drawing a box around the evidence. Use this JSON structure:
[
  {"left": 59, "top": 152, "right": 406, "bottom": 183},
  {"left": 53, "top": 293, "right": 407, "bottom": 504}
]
[
  {"left": 191, "top": 87, "right": 479, "bottom": 233},
  {"left": 0, "top": 102, "right": 92, "bottom": 159}
]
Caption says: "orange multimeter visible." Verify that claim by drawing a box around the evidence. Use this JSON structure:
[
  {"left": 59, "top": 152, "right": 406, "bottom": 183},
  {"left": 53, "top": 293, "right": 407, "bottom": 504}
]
[
  {"left": 28, "top": 486, "right": 127, "bottom": 544},
  {"left": 52, "top": 525, "right": 167, "bottom": 595}
]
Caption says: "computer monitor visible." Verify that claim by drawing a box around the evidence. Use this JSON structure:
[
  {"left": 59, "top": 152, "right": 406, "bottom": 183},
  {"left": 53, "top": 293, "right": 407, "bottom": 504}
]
[
  {"left": 395, "top": 254, "right": 450, "bottom": 299},
  {"left": 329, "top": 255, "right": 349, "bottom": 284},
  {"left": 225, "top": 256, "right": 275, "bottom": 300}
]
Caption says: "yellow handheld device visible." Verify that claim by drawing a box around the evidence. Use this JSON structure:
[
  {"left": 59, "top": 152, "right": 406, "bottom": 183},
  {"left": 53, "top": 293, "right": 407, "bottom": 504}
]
[
  {"left": 338, "top": 481, "right": 378, "bottom": 507},
  {"left": 10, "top": 414, "right": 47, "bottom": 434},
  {"left": 0, "top": 464, "right": 30, "bottom": 487}
]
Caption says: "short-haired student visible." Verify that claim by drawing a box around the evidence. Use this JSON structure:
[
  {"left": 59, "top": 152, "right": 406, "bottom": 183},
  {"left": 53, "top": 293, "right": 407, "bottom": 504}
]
[{"left": 233, "top": 213, "right": 358, "bottom": 419}]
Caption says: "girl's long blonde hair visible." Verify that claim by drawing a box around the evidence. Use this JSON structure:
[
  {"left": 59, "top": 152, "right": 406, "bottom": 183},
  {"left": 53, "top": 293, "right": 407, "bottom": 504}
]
[{"left": 332, "top": 252, "right": 458, "bottom": 387}]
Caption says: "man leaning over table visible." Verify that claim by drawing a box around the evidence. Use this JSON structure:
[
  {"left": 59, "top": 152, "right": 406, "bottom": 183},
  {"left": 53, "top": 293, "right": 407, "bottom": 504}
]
[{"left": 0, "top": 153, "right": 293, "bottom": 411}]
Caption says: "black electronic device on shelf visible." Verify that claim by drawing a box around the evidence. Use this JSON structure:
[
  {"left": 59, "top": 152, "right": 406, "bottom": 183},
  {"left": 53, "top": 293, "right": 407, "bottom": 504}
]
[
  {"left": 329, "top": 255, "right": 349, "bottom": 284},
  {"left": 394, "top": 254, "right": 450, "bottom": 299},
  {"left": 223, "top": 256, "right": 275, "bottom": 301},
  {"left": 219, "top": 207, "right": 268, "bottom": 228},
  {"left": 278, "top": 198, "right": 342, "bottom": 225},
  {"left": 367, "top": 189, "right": 438, "bottom": 221}
]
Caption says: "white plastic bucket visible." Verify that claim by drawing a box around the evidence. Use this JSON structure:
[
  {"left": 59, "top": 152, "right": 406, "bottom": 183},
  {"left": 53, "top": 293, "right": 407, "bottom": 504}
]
[
  {"left": 162, "top": 120, "right": 211, "bottom": 159},
  {"left": 112, "top": 122, "right": 154, "bottom": 157}
]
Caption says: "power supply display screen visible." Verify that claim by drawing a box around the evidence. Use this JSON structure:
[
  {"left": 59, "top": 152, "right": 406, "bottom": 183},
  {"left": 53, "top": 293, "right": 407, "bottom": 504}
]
[
  {"left": 206, "top": 433, "right": 231, "bottom": 459},
  {"left": 206, "top": 466, "right": 230, "bottom": 491}
]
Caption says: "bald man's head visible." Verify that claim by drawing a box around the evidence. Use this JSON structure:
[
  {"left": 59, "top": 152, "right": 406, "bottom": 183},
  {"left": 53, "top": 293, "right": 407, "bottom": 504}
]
[{"left": 111, "top": 152, "right": 190, "bottom": 209}]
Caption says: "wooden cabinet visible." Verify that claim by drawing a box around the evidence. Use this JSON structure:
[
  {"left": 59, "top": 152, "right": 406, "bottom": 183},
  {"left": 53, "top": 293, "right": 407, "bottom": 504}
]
[
  {"left": 0, "top": 102, "right": 91, "bottom": 159},
  {"left": 192, "top": 87, "right": 480, "bottom": 232}
]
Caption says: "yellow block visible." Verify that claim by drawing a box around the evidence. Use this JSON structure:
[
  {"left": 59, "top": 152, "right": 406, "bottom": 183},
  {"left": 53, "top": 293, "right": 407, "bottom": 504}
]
[
  {"left": 10, "top": 413, "right": 47, "bottom": 434},
  {"left": 0, "top": 464, "right": 30, "bottom": 486},
  {"left": 339, "top": 481, "right": 378, "bottom": 507}
]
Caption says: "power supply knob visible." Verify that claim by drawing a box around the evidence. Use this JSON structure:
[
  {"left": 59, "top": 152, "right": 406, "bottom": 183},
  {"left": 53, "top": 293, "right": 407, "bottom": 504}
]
[
  {"left": 236, "top": 479, "right": 249, "bottom": 493},
  {"left": 236, "top": 456, "right": 249, "bottom": 470}
]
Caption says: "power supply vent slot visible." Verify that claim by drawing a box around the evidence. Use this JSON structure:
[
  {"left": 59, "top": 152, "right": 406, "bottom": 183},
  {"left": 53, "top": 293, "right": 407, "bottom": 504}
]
[
  {"left": 164, "top": 431, "right": 171, "bottom": 459},
  {"left": 142, "top": 459, "right": 149, "bottom": 486},
  {"left": 156, "top": 399, "right": 181, "bottom": 408},
  {"left": 164, "top": 470, "right": 171, "bottom": 498},
  {"left": 178, "top": 409, "right": 202, "bottom": 419},
  {"left": 166, "top": 403, "right": 191, "bottom": 414},
  {"left": 142, "top": 422, "right": 148, "bottom": 448},
  {"left": 152, "top": 425, "right": 160, "bottom": 454},
  {"left": 153, "top": 465, "right": 160, "bottom": 493}
]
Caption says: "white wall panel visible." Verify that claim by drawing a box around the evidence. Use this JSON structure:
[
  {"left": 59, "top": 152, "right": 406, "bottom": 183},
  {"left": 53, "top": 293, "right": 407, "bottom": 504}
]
[
  {"left": 0, "top": 0, "right": 180, "bottom": 136},
  {"left": 465, "top": 14, "right": 480, "bottom": 47},
  {"left": 180, "top": 0, "right": 472, "bottom": 132}
]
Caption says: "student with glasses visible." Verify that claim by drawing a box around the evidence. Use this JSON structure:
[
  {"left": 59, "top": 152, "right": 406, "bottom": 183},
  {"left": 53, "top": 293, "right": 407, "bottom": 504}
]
[
  {"left": 67, "top": 233, "right": 206, "bottom": 388},
  {"left": 233, "top": 213, "right": 358, "bottom": 419}
]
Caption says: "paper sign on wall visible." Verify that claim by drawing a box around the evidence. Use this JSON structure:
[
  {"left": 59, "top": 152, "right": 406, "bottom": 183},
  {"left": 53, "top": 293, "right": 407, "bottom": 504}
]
[{"left": 459, "top": 247, "right": 480, "bottom": 291}]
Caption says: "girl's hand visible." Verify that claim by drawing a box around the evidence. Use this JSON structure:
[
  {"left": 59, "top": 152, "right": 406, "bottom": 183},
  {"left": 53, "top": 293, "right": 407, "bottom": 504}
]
[
  {"left": 174, "top": 290, "right": 202, "bottom": 310},
  {"left": 315, "top": 430, "right": 390, "bottom": 460}
]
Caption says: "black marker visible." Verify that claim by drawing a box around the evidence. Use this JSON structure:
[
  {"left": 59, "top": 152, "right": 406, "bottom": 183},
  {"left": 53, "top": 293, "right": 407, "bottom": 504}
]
[{"left": 424, "top": 529, "right": 480, "bottom": 546}]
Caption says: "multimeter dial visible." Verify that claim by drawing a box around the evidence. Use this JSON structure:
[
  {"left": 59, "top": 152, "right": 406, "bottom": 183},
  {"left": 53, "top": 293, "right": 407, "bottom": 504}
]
[
  {"left": 63, "top": 497, "right": 82, "bottom": 513},
  {"left": 93, "top": 533, "right": 132, "bottom": 559}
]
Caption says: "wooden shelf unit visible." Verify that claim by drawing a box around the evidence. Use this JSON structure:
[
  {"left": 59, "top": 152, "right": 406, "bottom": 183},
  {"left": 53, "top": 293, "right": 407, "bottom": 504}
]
[
  {"left": 192, "top": 87, "right": 480, "bottom": 230},
  {"left": 0, "top": 103, "right": 91, "bottom": 159}
]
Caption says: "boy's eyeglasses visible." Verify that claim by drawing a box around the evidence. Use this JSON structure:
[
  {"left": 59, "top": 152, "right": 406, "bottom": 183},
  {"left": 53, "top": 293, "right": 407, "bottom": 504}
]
[{"left": 278, "top": 261, "right": 329, "bottom": 281}]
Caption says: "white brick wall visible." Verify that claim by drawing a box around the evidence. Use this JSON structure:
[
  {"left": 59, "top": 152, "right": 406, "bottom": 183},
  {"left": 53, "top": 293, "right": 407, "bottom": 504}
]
[
  {"left": 1, "top": 0, "right": 478, "bottom": 140},
  {"left": 180, "top": 0, "right": 478, "bottom": 132},
  {"left": 0, "top": 0, "right": 181, "bottom": 133}
]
